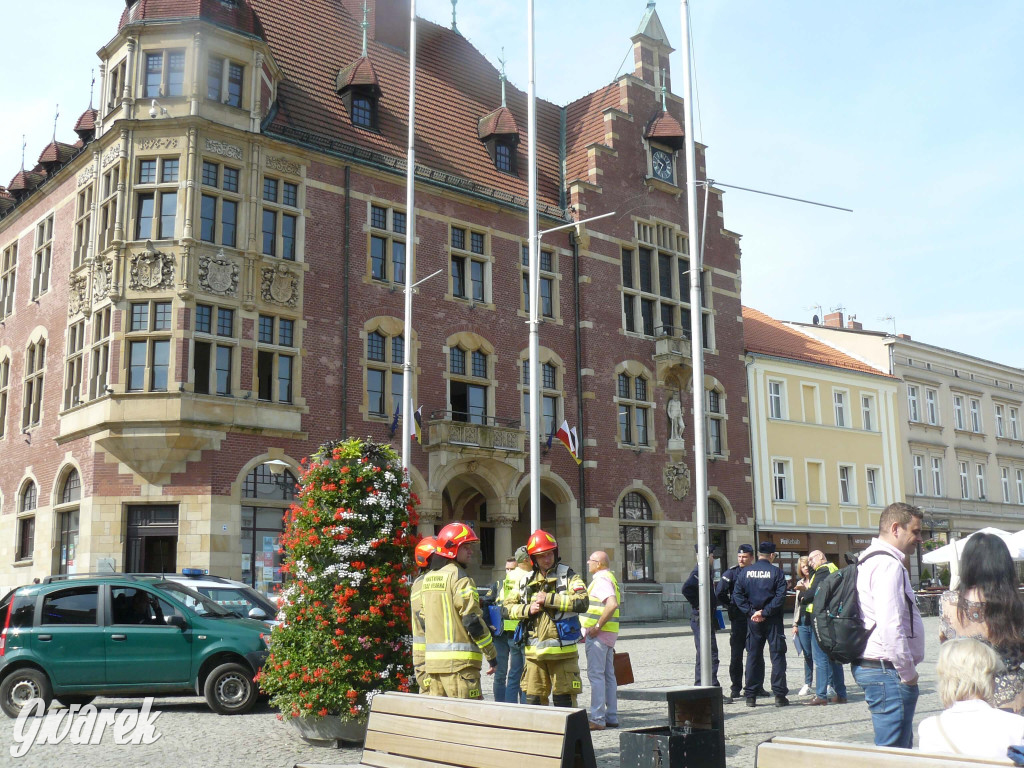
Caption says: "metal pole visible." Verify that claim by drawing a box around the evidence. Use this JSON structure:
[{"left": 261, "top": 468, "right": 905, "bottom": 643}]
[
  {"left": 527, "top": 0, "right": 541, "bottom": 532},
  {"left": 681, "top": 0, "right": 712, "bottom": 688},
  {"left": 400, "top": 0, "right": 418, "bottom": 473}
]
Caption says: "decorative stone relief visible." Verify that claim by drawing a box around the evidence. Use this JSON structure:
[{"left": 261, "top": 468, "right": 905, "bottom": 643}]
[
  {"left": 204, "top": 138, "right": 243, "bottom": 161},
  {"left": 129, "top": 241, "right": 175, "bottom": 290},
  {"left": 663, "top": 462, "right": 691, "bottom": 500},
  {"left": 93, "top": 257, "right": 113, "bottom": 301},
  {"left": 138, "top": 138, "right": 178, "bottom": 151},
  {"left": 260, "top": 262, "right": 299, "bottom": 307},
  {"left": 77, "top": 166, "right": 96, "bottom": 188},
  {"left": 68, "top": 274, "right": 88, "bottom": 316},
  {"left": 102, "top": 145, "right": 120, "bottom": 167},
  {"left": 198, "top": 250, "right": 239, "bottom": 296},
  {"left": 266, "top": 155, "right": 301, "bottom": 176}
]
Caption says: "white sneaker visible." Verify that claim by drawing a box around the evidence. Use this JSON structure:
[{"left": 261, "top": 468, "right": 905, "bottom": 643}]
[
  {"left": 798, "top": 684, "right": 812, "bottom": 696},
  {"left": 826, "top": 686, "right": 837, "bottom": 699}
]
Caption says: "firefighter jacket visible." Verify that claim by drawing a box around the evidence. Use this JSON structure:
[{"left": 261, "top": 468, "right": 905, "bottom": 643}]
[
  {"left": 581, "top": 569, "right": 621, "bottom": 633},
  {"left": 422, "top": 561, "right": 496, "bottom": 674},
  {"left": 505, "top": 562, "right": 589, "bottom": 659},
  {"left": 410, "top": 572, "right": 426, "bottom": 672},
  {"left": 501, "top": 568, "right": 531, "bottom": 633}
]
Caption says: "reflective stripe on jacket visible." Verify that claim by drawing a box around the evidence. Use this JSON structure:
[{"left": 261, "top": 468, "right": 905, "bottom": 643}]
[
  {"left": 803, "top": 562, "right": 839, "bottom": 614},
  {"left": 581, "top": 569, "right": 621, "bottom": 633},
  {"left": 504, "top": 562, "right": 589, "bottom": 659},
  {"left": 410, "top": 573, "right": 426, "bottom": 669},
  {"left": 422, "top": 561, "right": 495, "bottom": 673},
  {"left": 501, "top": 570, "right": 530, "bottom": 632}
]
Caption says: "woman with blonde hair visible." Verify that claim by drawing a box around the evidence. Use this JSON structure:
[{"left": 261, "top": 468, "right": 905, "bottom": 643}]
[
  {"left": 919, "top": 638, "right": 1024, "bottom": 756},
  {"left": 791, "top": 555, "right": 813, "bottom": 697}
]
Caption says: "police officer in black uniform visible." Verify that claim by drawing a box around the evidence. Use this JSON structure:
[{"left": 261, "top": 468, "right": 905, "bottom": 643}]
[
  {"left": 715, "top": 543, "right": 754, "bottom": 701},
  {"left": 732, "top": 541, "right": 789, "bottom": 708},
  {"left": 682, "top": 545, "right": 721, "bottom": 691}
]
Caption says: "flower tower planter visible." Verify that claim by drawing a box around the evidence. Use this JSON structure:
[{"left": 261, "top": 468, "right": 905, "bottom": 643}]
[{"left": 257, "top": 438, "right": 419, "bottom": 746}]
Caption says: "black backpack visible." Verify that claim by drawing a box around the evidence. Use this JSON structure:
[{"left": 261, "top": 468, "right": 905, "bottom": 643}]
[{"left": 812, "top": 550, "right": 909, "bottom": 663}]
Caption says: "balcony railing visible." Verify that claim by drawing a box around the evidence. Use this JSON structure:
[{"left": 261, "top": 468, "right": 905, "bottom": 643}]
[
  {"left": 426, "top": 411, "right": 524, "bottom": 453},
  {"left": 654, "top": 325, "right": 693, "bottom": 360}
]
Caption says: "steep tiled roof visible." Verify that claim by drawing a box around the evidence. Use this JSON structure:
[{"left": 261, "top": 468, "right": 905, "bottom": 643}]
[
  {"left": 74, "top": 108, "right": 98, "bottom": 135},
  {"left": 477, "top": 106, "right": 518, "bottom": 140},
  {"left": 249, "top": 1, "right": 564, "bottom": 209},
  {"left": 743, "top": 306, "right": 889, "bottom": 377},
  {"left": 7, "top": 169, "right": 46, "bottom": 194},
  {"left": 645, "top": 110, "right": 684, "bottom": 149},
  {"left": 336, "top": 56, "right": 380, "bottom": 92},
  {"left": 119, "top": 0, "right": 264, "bottom": 39},
  {"left": 38, "top": 141, "right": 78, "bottom": 165},
  {"left": 564, "top": 83, "right": 620, "bottom": 185},
  {"left": 0, "top": 188, "right": 13, "bottom": 213}
]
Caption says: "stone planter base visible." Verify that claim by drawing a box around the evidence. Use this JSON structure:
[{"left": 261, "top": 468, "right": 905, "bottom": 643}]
[{"left": 289, "top": 714, "right": 368, "bottom": 747}]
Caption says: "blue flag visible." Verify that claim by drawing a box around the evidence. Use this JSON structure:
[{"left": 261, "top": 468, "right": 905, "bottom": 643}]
[{"left": 389, "top": 403, "right": 400, "bottom": 437}]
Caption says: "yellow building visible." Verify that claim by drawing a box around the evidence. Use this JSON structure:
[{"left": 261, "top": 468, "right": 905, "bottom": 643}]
[{"left": 744, "top": 307, "right": 903, "bottom": 576}]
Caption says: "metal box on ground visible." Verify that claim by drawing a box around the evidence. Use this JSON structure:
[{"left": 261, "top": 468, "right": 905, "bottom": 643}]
[{"left": 618, "top": 686, "right": 725, "bottom": 768}]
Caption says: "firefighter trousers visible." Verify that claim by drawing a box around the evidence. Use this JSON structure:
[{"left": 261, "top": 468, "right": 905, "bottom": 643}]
[
  {"left": 523, "top": 653, "right": 581, "bottom": 706},
  {"left": 426, "top": 668, "right": 483, "bottom": 699}
]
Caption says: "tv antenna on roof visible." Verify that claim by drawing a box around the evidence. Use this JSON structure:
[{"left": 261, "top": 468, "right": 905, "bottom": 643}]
[{"left": 879, "top": 315, "right": 896, "bottom": 336}]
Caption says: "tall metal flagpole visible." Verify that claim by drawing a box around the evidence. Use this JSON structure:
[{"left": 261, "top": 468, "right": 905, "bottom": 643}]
[
  {"left": 400, "top": 0, "right": 418, "bottom": 474},
  {"left": 527, "top": 0, "right": 541, "bottom": 532},
  {"left": 681, "top": 0, "right": 712, "bottom": 688}
]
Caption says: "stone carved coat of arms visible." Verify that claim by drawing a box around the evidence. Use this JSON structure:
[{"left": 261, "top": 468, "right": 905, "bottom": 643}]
[
  {"left": 68, "top": 274, "right": 88, "bottom": 316},
  {"left": 93, "top": 257, "right": 113, "bottom": 301},
  {"left": 663, "top": 462, "right": 692, "bottom": 501},
  {"left": 129, "top": 242, "right": 174, "bottom": 290},
  {"left": 198, "top": 251, "right": 239, "bottom": 296},
  {"left": 260, "top": 263, "right": 299, "bottom": 307}
]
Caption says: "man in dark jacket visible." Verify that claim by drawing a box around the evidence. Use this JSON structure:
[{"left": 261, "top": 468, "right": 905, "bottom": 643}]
[
  {"left": 682, "top": 545, "right": 721, "bottom": 690},
  {"left": 733, "top": 541, "right": 789, "bottom": 707},
  {"left": 715, "top": 543, "right": 754, "bottom": 700}
]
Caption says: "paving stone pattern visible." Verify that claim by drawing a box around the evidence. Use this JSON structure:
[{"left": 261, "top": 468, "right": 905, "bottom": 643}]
[{"left": 0, "top": 616, "right": 943, "bottom": 768}]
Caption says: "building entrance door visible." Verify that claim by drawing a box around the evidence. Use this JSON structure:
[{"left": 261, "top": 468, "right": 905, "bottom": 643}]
[{"left": 125, "top": 505, "right": 179, "bottom": 573}]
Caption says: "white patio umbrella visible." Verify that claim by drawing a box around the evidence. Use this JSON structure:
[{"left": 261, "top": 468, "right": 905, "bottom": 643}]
[{"left": 921, "top": 526, "right": 1020, "bottom": 565}]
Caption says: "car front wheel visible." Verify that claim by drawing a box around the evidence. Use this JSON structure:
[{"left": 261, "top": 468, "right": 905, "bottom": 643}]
[
  {"left": 204, "top": 662, "right": 257, "bottom": 715},
  {"left": 0, "top": 668, "right": 52, "bottom": 719}
]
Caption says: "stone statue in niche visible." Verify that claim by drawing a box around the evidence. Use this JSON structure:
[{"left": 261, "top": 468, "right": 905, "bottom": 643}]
[{"left": 667, "top": 392, "right": 686, "bottom": 448}]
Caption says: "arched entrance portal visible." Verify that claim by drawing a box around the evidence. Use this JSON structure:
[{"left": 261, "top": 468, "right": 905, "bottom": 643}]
[{"left": 514, "top": 472, "right": 580, "bottom": 573}]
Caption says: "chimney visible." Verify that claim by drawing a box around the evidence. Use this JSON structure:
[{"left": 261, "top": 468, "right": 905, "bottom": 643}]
[
  {"left": 846, "top": 318, "right": 863, "bottom": 331},
  {"left": 898, "top": 333, "right": 912, "bottom": 340},
  {"left": 823, "top": 311, "right": 844, "bottom": 329}
]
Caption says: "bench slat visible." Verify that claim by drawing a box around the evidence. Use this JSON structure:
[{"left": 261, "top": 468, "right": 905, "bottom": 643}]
[
  {"left": 368, "top": 712, "right": 564, "bottom": 757},
  {"left": 756, "top": 742, "right": 1012, "bottom": 768},
  {"left": 370, "top": 694, "right": 570, "bottom": 734},
  {"left": 364, "top": 730, "right": 563, "bottom": 768},
  {"left": 768, "top": 737, "right": 1011, "bottom": 764},
  {"left": 362, "top": 750, "right": 459, "bottom": 768}
]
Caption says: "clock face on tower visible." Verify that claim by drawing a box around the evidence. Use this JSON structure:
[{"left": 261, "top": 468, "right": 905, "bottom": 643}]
[{"left": 651, "top": 149, "right": 674, "bottom": 182}]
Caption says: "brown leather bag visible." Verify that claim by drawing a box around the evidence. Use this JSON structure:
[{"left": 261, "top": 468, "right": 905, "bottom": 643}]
[{"left": 613, "top": 652, "right": 634, "bottom": 685}]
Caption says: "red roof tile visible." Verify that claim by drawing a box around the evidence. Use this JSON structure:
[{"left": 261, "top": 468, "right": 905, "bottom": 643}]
[
  {"left": 7, "top": 169, "right": 46, "bottom": 193},
  {"left": 564, "top": 84, "right": 620, "bottom": 184},
  {"left": 38, "top": 141, "right": 78, "bottom": 165},
  {"left": 477, "top": 106, "right": 518, "bottom": 140},
  {"left": 743, "top": 306, "right": 889, "bottom": 377},
  {"left": 336, "top": 56, "right": 380, "bottom": 92},
  {"left": 119, "top": 0, "right": 264, "bottom": 39},
  {"left": 645, "top": 110, "right": 684, "bottom": 148},
  {"left": 74, "top": 108, "right": 98, "bottom": 134}
]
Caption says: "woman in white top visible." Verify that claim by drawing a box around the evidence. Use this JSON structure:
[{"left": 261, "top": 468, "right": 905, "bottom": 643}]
[{"left": 918, "top": 637, "right": 1024, "bottom": 758}]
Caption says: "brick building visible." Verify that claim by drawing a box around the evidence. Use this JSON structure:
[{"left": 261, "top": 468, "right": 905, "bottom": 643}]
[{"left": 0, "top": 0, "right": 752, "bottom": 611}]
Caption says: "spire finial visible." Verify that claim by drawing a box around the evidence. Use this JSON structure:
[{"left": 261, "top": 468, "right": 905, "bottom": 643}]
[
  {"left": 647, "top": 0, "right": 656, "bottom": 8},
  {"left": 498, "top": 48, "right": 507, "bottom": 108},
  {"left": 89, "top": 69, "right": 95, "bottom": 110},
  {"left": 21, "top": 135, "right": 26, "bottom": 171},
  {"left": 660, "top": 68, "right": 667, "bottom": 111},
  {"left": 451, "top": 0, "right": 459, "bottom": 33},
  {"left": 360, "top": 0, "right": 369, "bottom": 57},
  {"left": 53, "top": 104, "right": 60, "bottom": 142}
]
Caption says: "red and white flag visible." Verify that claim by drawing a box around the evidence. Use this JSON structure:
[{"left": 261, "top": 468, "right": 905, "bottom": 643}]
[{"left": 554, "top": 420, "right": 581, "bottom": 465}]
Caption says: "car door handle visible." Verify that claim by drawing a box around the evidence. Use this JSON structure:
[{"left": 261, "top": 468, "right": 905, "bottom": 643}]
[
  {"left": 111, "top": 634, "right": 127, "bottom": 641},
  {"left": 38, "top": 634, "right": 52, "bottom": 642}
]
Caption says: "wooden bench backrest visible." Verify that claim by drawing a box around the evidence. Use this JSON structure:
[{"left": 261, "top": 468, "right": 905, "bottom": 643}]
[
  {"left": 361, "top": 693, "right": 596, "bottom": 768},
  {"left": 757, "top": 737, "right": 1013, "bottom": 768}
]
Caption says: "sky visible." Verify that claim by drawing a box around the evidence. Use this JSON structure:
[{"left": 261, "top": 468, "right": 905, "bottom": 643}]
[{"left": 3, "top": 1, "right": 1022, "bottom": 367}]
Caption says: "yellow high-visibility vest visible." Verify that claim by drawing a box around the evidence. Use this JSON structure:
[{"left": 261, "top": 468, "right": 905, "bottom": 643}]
[
  {"left": 581, "top": 569, "right": 621, "bottom": 633},
  {"left": 804, "top": 562, "right": 839, "bottom": 614}
]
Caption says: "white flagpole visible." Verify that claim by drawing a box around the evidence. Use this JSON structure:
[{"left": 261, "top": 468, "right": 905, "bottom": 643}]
[
  {"left": 400, "top": 0, "right": 418, "bottom": 474},
  {"left": 681, "top": 0, "right": 712, "bottom": 688},
  {"left": 527, "top": 0, "right": 541, "bottom": 532}
]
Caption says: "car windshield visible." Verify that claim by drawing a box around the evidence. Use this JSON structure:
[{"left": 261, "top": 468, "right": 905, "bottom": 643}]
[
  {"left": 155, "top": 582, "right": 233, "bottom": 617},
  {"left": 192, "top": 585, "right": 277, "bottom": 619}
]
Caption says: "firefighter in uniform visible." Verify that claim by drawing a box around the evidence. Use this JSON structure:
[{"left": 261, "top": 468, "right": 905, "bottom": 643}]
[
  {"left": 409, "top": 536, "right": 438, "bottom": 692},
  {"left": 732, "top": 541, "right": 789, "bottom": 707},
  {"left": 505, "top": 529, "right": 589, "bottom": 707},
  {"left": 421, "top": 522, "right": 497, "bottom": 698},
  {"left": 715, "top": 543, "right": 754, "bottom": 700}
]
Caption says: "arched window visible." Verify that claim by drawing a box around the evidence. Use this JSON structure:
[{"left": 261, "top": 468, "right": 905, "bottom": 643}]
[
  {"left": 616, "top": 371, "right": 651, "bottom": 447},
  {"left": 17, "top": 481, "right": 37, "bottom": 562},
  {"left": 708, "top": 498, "right": 726, "bottom": 525},
  {"left": 619, "top": 491, "right": 654, "bottom": 582},
  {"left": 241, "top": 463, "right": 297, "bottom": 596},
  {"left": 21, "top": 481, "right": 37, "bottom": 512},
  {"left": 61, "top": 469, "right": 81, "bottom": 504},
  {"left": 706, "top": 385, "right": 727, "bottom": 457},
  {"left": 57, "top": 469, "right": 81, "bottom": 574}
]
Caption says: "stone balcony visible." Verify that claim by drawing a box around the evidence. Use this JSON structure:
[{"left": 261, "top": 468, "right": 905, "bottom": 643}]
[
  {"left": 653, "top": 326, "right": 692, "bottom": 361},
  {"left": 425, "top": 414, "right": 525, "bottom": 456}
]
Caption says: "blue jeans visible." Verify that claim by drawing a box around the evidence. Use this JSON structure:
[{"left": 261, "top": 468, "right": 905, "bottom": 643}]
[
  {"left": 852, "top": 664, "right": 918, "bottom": 748},
  {"left": 810, "top": 629, "right": 846, "bottom": 699},
  {"left": 506, "top": 636, "right": 526, "bottom": 703},
  {"left": 797, "top": 624, "right": 814, "bottom": 686},
  {"left": 492, "top": 633, "right": 510, "bottom": 703}
]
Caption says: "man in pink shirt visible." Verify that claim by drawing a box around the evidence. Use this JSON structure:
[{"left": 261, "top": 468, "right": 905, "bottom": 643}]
[
  {"left": 853, "top": 502, "right": 925, "bottom": 748},
  {"left": 581, "top": 551, "right": 621, "bottom": 730}
]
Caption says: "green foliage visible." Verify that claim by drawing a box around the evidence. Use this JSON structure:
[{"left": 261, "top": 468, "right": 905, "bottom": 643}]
[
  {"left": 939, "top": 566, "right": 951, "bottom": 587},
  {"left": 256, "top": 438, "right": 419, "bottom": 720},
  {"left": 921, "top": 567, "right": 932, "bottom": 581}
]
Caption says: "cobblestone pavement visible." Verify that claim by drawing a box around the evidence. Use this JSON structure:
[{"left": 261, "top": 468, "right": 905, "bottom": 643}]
[{"left": 0, "top": 616, "right": 943, "bottom": 768}]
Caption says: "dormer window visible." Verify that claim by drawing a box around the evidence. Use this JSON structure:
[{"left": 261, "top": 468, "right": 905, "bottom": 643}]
[
  {"left": 495, "top": 141, "right": 514, "bottom": 173},
  {"left": 351, "top": 94, "right": 375, "bottom": 129},
  {"left": 478, "top": 106, "right": 520, "bottom": 175},
  {"left": 336, "top": 57, "right": 381, "bottom": 131}
]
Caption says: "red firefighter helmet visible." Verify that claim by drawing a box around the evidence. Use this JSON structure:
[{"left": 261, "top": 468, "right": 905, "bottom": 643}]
[
  {"left": 435, "top": 522, "right": 479, "bottom": 559},
  {"left": 414, "top": 536, "right": 437, "bottom": 569},
  {"left": 526, "top": 529, "right": 558, "bottom": 556}
]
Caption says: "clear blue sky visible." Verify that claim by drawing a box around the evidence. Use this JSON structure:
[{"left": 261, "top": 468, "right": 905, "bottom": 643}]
[{"left": 4, "top": 1, "right": 1022, "bottom": 367}]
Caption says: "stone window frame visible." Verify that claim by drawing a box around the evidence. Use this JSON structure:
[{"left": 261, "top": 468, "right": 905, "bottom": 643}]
[
  {"left": 192, "top": 301, "right": 238, "bottom": 397},
  {"left": 614, "top": 361, "right": 655, "bottom": 452},
  {"left": 261, "top": 174, "right": 302, "bottom": 261},
  {"left": 238, "top": 458, "right": 299, "bottom": 594},
  {"left": 53, "top": 464, "right": 82, "bottom": 575},
  {"left": 73, "top": 186, "right": 93, "bottom": 271},
  {"left": 62, "top": 318, "right": 87, "bottom": 411},
  {"left": 199, "top": 158, "right": 243, "bottom": 250},
  {"left": 134, "top": 156, "right": 180, "bottom": 242},
  {"left": 32, "top": 214, "right": 54, "bottom": 300},
  {"left": 89, "top": 307, "right": 112, "bottom": 401},
  {"left": 143, "top": 48, "right": 187, "bottom": 100},
  {"left": 0, "top": 351, "right": 9, "bottom": 439},
  {"left": 360, "top": 317, "right": 416, "bottom": 423},
  {"left": 255, "top": 311, "right": 297, "bottom": 405},
  {"left": 518, "top": 347, "right": 565, "bottom": 439},
  {"left": 125, "top": 300, "right": 175, "bottom": 393},
  {"left": 206, "top": 54, "right": 246, "bottom": 109},
  {"left": 16, "top": 477, "right": 39, "bottom": 562},
  {"left": 23, "top": 333, "right": 47, "bottom": 430},
  {"left": 520, "top": 242, "right": 560, "bottom": 321},
  {"left": 706, "top": 379, "right": 729, "bottom": 459},
  {"left": 0, "top": 241, "right": 16, "bottom": 319},
  {"left": 98, "top": 165, "right": 120, "bottom": 253},
  {"left": 616, "top": 488, "right": 659, "bottom": 584},
  {"left": 443, "top": 332, "right": 496, "bottom": 425},
  {"left": 865, "top": 465, "right": 883, "bottom": 507},
  {"left": 448, "top": 224, "right": 492, "bottom": 306},
  {"left": 366, "top": 202, "right": 407, "bottom": 286}
]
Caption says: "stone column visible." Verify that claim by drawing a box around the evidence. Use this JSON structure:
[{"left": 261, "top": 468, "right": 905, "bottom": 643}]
[{"left": 489, "top": 500, "right": 520, "bottom": 581}]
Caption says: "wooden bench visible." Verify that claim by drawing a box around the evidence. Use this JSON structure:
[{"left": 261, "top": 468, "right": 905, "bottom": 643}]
[
  {"left": 358, "top": 692, "right": 597, "bottom": 768},
  {"left": 756, "top": 737, "right": 1013, "bottom": 767}
]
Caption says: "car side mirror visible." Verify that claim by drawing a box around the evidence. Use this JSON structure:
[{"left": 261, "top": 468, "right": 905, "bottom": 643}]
[
  {"left": 248, "top": 607, "right": 267, "bottom": 620},
  {"left": 166, "top": 615, "right": 188, "bottom": 631}
]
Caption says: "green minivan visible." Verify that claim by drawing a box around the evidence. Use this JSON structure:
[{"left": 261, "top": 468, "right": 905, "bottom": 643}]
[{"left": 0, "top": 574, "right": 270, "bottom": 717}]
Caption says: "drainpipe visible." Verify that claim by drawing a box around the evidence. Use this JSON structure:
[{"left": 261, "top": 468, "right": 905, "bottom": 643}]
[
  {"left": 341, "top": 165, "right": 351, "bottom": 438},
  {"left": 571, "top": 231, "right": 587, "bottom": 575}
]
